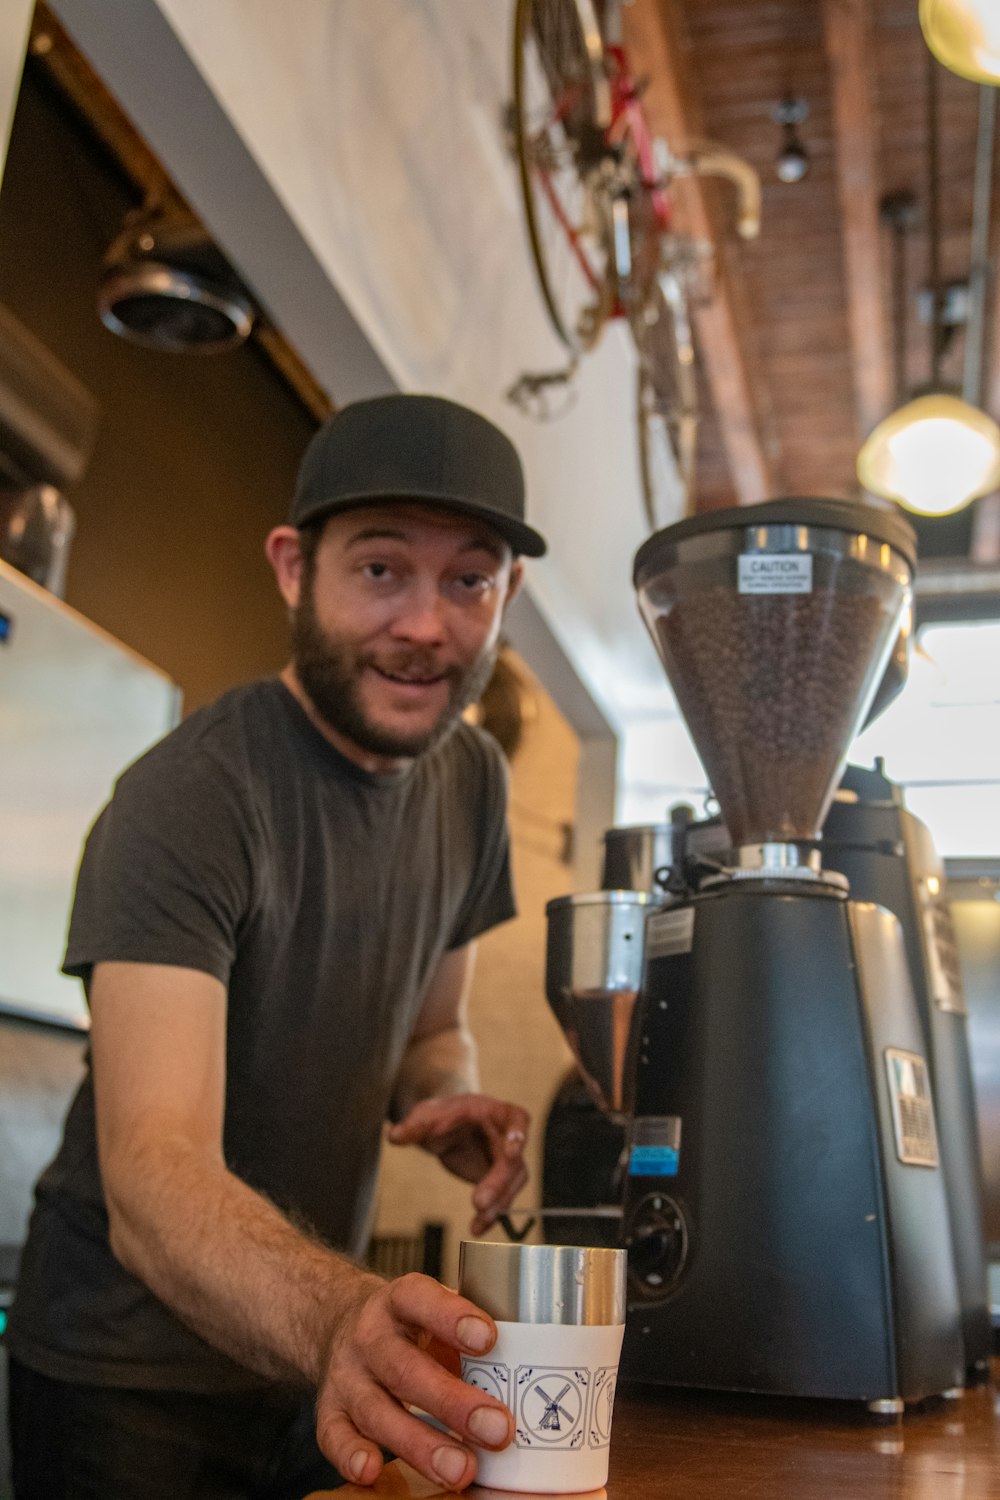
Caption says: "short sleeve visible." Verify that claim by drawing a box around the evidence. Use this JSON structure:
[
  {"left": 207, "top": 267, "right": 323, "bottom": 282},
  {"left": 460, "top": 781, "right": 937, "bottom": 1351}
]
[
  {"left": 63, "top": 748, "right": 257, "bottom": 989},
  {"left": 446, "top": 731, "right": 516, "bottom": 950}
]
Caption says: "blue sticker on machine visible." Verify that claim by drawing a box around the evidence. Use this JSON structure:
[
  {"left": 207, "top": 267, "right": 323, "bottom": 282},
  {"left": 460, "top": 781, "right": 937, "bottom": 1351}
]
[
  {"left": 0, "top": 610, "right": 11, "bottom": 644},
  {"left": 629, "top": 1145, "right": 679, "bottom": 1177}
]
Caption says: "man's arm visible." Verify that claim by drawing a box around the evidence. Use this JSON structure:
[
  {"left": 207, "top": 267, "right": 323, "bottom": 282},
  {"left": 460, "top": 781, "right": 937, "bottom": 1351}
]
[
  {"left": 391, "top": 945, "right": 482, "bottom": 1117},
  {"left": 387, "top": 945, "right": 530, "bottom": 1232},
  {"left": 90, "top": 959, "right": 513, "bottom": 1490}
]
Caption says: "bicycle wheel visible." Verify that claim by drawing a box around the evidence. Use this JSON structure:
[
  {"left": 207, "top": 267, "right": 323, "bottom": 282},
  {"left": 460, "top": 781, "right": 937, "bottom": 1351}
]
[
  {"left": 634, "top": 271, "right": 698, "bottom": 530},
  {"left": 513, "top": 0, "right": 617, "bottom": 352}
]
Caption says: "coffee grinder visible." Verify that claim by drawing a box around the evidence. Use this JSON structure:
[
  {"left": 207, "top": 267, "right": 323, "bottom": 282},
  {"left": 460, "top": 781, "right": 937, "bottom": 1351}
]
[
  {"left": 546, "top": 498, "right": 964, "bottom": 1410},
  {"left": 629, "top": 759, "right": 992, "bottom": 1389}
]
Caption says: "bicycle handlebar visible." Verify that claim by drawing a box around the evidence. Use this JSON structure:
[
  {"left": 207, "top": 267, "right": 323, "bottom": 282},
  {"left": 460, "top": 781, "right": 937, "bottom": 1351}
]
[{"left": 664, "top": 139, "right": 762, "bottom": 240}]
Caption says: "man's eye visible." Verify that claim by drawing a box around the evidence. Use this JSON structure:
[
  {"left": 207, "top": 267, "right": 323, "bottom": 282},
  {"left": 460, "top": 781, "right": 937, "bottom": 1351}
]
[
  {"left": 362, "top": 562, "right": 391, "bottom": 580},
  {"left": 457, "top": 573, "right": 492, "bottom": 593}
]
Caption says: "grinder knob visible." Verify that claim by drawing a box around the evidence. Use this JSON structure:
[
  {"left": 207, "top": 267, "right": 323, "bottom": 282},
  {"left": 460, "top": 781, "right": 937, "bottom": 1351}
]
[{"left": 626, "top": 1193, "right": 689, "bottom": 1300}]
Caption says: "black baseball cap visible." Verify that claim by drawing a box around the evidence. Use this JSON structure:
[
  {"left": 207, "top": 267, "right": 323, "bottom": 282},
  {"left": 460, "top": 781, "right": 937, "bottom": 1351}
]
[{"left": 290, "top": 393, "right": 547, "bottom": 558}]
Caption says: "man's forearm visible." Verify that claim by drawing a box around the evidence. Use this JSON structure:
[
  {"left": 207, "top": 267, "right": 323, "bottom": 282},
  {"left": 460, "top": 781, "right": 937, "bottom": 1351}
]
[
  {"left": 104, "top": 1132, "right": 381, "bottom": 1387},
  {"left": 391, "top": 1024, "right": 481, "bottom": 1122}
]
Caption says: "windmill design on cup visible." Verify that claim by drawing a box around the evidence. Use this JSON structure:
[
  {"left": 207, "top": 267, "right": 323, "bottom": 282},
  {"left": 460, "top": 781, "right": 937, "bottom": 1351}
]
[{"left": 516, "top": 1366, "right": 586, "bottom": 1448}]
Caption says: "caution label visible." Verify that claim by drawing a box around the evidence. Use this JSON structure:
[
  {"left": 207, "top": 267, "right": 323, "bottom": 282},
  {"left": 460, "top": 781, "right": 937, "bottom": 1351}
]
[{"left": 738, "top": 554, "right": 813, "bottom": 594}]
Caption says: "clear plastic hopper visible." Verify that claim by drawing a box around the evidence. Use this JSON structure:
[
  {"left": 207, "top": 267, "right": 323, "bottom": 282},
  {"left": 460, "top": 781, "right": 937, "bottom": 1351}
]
[{"left": 632, "top": 498, "right": 916, "bottom": 853}]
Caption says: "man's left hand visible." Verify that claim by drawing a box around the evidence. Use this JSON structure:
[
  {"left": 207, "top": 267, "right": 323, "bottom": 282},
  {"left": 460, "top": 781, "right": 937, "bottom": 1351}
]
[{"left": 387, "top": 1095, "right": 530, "bottom": 1234}]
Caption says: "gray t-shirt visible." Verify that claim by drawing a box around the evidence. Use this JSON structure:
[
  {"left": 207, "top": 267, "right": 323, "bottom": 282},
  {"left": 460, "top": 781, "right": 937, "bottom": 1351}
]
[{"left": 7, "top": 678, "right": 515, "bottom": 1392}]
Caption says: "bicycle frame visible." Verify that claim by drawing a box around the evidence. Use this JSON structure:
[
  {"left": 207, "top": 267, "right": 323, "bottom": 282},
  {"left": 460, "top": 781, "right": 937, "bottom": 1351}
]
[
  {"left": 605, "top": 43, "right": 672, "bottom": 252},
  {"left": 529, "top": 35, "right": 672, "bottom": 315}
]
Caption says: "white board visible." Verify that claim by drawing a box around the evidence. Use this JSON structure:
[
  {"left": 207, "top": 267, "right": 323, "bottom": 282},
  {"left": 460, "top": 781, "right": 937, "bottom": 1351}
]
[{"left": 0, "top": 561, "right": 180, "bottom": 1028}]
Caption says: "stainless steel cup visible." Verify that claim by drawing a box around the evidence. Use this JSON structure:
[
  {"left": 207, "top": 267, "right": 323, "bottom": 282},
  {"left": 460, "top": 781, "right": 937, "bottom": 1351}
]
[
  {"left": 458, "top": 1240, "right": 627, "bottom": 1327},
  {"left": 459, "top": 1241, "right": 627, "bottom": 1493}
]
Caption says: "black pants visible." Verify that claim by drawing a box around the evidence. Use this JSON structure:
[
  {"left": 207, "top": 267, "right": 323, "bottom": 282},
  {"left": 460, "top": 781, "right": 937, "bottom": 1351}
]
[{"left": 7, "top": 1359, "right": 345, "bottom": 1500}]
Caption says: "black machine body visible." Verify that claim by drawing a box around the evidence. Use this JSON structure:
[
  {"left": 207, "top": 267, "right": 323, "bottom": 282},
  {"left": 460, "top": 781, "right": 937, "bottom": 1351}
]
[
  {"left": 822, "top": 763, "right": 991, "bottom": 1380},
  {"left": 619, "top": 872, "right": 965, "bottom": 1404}
]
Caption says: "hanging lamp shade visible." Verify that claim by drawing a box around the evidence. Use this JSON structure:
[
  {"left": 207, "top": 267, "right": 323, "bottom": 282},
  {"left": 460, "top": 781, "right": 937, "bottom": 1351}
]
[
  {"left": 857, "top": 392, "right": 1000, "bottom": 516},
  {"left": 919, "top": 0, "right": 1000, "bottom": 85}
]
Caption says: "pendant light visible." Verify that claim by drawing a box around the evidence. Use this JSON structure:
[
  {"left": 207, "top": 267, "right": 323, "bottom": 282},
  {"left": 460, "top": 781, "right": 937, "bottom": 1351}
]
[
  {"left": 857, "top": 54, "right": 1000, "bottom": 516},
  {"left": 920, "top": 0, "right": 1000, "bottom": 86},
  {"left": 773, "top": 97, "right": 810, "bottom": 184},
  {"left": 857, "top": 393, "right": 1000, "bottom": 515}
]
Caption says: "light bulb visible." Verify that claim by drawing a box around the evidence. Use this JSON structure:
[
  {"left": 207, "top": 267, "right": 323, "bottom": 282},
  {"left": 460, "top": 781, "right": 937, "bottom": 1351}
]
[
  {"left": 776, "top": 140, "right": 809, "bottom": 183},
  {"left": 920, "top": 0, "right": 1000, "bottom": 85},
  {"left": 857, "top": 393, "right": 1000, "bottom": 516}
]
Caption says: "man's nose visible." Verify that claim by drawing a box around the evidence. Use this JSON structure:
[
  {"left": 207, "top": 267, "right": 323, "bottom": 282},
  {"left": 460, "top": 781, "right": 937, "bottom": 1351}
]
[{"left": 389, "top": 582, "right": 448, "bottom": 643}]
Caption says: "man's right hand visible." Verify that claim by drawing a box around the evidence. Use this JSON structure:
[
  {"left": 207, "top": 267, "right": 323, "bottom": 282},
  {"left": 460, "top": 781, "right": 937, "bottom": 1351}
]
[{"left": 316, "top": 1271, "right": 513, "bottom": 1490}]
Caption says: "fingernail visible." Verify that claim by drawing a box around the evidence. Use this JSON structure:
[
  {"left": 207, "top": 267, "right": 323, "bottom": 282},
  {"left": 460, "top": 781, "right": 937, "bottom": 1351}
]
[
  {"left": 473, "top": 1188, "right": 494, "bottom": 1210},
  {"left": 349, "top": 1451, "right": 371, "bottom": 1481},
  {"left": 468, "top": 1406, "right": 511, "bottom": 1447},
  {"left": 432, "top": 1445, "right": 469, "bottom": 1486},
  {"left": 457, "top": 1315, "right": 492, "bottom": 1352}
]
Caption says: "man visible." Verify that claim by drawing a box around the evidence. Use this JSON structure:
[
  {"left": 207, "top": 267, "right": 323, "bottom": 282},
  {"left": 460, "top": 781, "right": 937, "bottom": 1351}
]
[{"left": 6, "top": 394, "right": 548, "bottom": 1499}]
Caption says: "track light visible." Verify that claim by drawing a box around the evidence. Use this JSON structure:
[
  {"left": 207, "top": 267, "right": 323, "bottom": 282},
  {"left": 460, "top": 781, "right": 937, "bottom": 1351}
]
[{"left": 98, "top": 207, "right": 254, "bottom": 354}]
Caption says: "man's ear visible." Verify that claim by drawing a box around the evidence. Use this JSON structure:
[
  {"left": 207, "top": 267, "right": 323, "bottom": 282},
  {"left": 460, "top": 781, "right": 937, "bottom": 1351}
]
[
  {"left": 501, "top": 558, "right": 525, "bottom": 616},
  {"left": 265, "top": 526, "right": 305, "bottom": 609}
]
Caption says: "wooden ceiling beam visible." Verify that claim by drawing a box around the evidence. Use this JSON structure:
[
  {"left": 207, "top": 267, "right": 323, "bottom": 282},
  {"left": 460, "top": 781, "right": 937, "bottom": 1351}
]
[
  {"left": 621, "top": 0, "right": 775, "bottom": 506},
  {"left": 821, "top": 0, "right": 894, "bottom": 442}
]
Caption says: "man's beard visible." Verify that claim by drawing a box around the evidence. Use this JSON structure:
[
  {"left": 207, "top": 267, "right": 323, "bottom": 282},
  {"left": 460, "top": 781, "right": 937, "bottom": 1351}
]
[{"left": 291, "top": 573, "right": 499, "bottom": 760}]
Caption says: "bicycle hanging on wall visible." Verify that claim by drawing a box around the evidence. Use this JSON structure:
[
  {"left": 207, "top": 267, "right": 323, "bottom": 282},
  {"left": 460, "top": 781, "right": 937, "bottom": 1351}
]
[{"left": 508, "top": 0, "right": 760, "bottom": 528}]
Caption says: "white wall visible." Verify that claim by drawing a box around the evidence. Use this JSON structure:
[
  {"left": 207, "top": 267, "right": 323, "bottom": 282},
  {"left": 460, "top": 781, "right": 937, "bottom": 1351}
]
[
  {"left": 150, "top": 0, "right": 674, "bottom": 727},
  {"left": 0, "top": 0, "right": 32, "bottom": 185}
]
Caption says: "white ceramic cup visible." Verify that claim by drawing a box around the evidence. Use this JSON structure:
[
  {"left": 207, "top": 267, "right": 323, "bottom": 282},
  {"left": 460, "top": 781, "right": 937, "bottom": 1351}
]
[{"left": 458, "top": 1241, "right": 627, "bottom": 1494}]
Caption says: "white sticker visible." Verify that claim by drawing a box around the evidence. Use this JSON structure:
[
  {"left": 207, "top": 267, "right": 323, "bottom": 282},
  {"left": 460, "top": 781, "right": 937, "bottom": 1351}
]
[
  {"left": 646, "top": 907, "right": 695, "bottom": 958},
  {"left": 738, "top": 554, "right": 813, "bottom": 594}
]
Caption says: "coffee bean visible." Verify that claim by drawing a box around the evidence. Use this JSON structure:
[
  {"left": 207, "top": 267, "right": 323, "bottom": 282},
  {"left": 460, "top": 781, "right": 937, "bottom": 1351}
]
[{"left": 654, "top": 581, "right": 893, "bottom": 846}]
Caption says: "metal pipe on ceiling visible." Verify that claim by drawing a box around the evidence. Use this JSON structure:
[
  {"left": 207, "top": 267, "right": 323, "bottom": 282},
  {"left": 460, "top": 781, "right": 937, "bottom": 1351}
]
[{"left": 963, "top": 84, "right": 997, "bottom": 409}]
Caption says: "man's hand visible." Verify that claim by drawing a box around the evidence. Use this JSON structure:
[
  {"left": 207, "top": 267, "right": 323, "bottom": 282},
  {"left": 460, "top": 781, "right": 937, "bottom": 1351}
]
[
  {"left": 386, "top": 1094, "right": 530, "bottom": 1234},
  {"left": 317, "top": 1270, "right": 513, "bottom": 1490}
]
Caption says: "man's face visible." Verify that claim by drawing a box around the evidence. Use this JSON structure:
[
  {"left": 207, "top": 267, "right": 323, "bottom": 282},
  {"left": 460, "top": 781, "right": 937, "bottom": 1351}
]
[{"left": 289, "top": 503, "right": 523, "bottom": 765}]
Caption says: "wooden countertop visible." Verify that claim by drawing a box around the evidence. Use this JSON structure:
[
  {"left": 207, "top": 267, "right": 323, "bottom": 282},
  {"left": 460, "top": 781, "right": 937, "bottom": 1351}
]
[{"left": 307, "top": 1367, "right": 1000, "bottom": 1499}]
